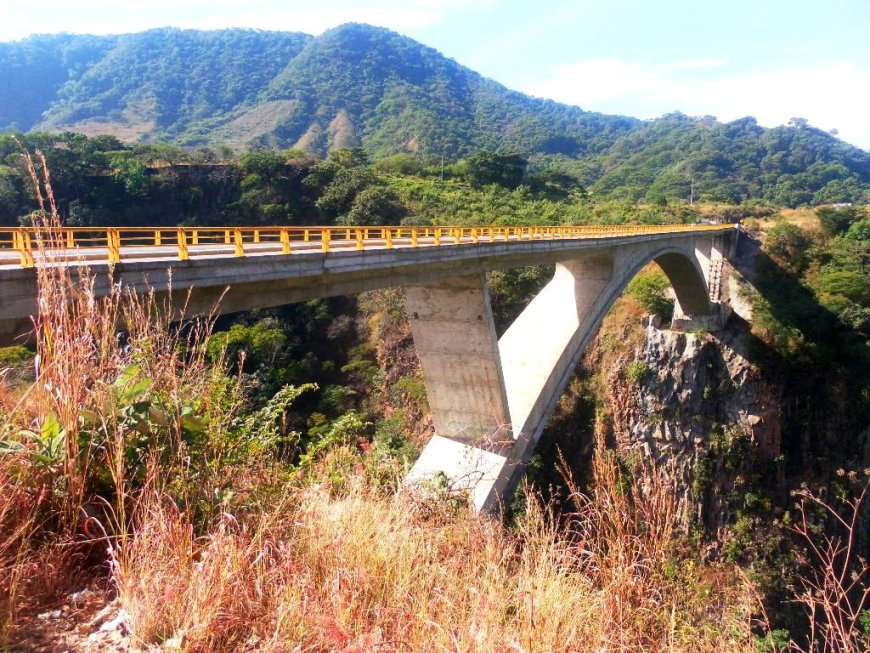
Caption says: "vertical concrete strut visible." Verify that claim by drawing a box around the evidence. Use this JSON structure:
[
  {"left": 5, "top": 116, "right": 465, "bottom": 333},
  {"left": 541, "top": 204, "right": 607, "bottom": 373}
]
[
  {"left": 407, "top": 256, "right": 618, "bottom": 512},
  {"left": 404, "top": 274, "right": 511, "bottom": 443},
  {"left": 670, "top": 234, "right": 732, "bottom": 331},
  {"left": 404, "top": 274, "right": 516, "bottom": 511}
]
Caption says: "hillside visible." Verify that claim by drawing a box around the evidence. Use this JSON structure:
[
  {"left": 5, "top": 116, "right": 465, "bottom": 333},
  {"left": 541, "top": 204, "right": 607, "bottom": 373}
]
[
  {"left": 1, "top": 23, "right": 869, "bottom": 204},
  {"left": 0, "top": 25, "right": 637, "bottom": 157}
]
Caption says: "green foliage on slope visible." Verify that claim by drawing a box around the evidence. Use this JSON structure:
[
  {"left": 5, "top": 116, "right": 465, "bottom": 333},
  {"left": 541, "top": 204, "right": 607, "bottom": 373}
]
[
  {"left": 39, "top": 28, "right": 312, "bottom": 139},
  {"left": 590, "top": 113, "right": 870, "bottom": 206},
  {"left": 2, "top": 24, "right": 869, "bottom": 205}
]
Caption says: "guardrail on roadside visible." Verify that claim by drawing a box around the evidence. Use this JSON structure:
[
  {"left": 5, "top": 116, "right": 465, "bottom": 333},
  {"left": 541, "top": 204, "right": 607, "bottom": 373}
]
[{"left": 0, "top": 223, "right": 737, "bottom": 268}]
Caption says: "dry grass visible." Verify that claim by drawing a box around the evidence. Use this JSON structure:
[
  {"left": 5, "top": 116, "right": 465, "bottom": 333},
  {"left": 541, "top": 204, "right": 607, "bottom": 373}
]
[
  {"left": 746, "top": 208, "right": 823, "bottom": 237},
  {"left": 0, "top": 144, "right": 226, "bottom": 643},
  {"left": 112, "top": 442, "right": 756, "bottom": 653},
  {"left": 788, "top": 475, "right": 870, "bottom": 653},
  {"left": 0, "top": 454, "right": 48, "bottom": 643},
  {"left": 3, "top": 146, "right": 859, "bottom": 652}
]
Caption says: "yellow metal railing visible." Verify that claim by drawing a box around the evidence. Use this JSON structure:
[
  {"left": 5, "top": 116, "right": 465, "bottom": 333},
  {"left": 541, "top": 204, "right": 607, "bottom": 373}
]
[{"left": 0, "top": 223, "right": 737, "bottom": 268}]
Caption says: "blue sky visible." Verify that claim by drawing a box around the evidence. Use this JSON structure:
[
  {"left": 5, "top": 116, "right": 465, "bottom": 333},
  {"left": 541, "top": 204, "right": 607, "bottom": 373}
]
[{"left": 2, "top": 0, "right": 868, "bottom": 149}]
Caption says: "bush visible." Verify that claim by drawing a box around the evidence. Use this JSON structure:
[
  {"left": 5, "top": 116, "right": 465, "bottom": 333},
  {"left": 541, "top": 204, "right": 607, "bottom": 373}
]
[
  {"left": 623, "top": 360, "right": 652, "bottom": 384},
  {"left": 764, "top": 222, "right": 811, "bottom": 272},
  {"left": 626, "top": 269, "right": 674, "bottom": 321},
  {"left": 341, "top": 185, "right": 407, "bottom": 226},
  {"left": 0, "top": 346, "right": 32, "bottom": 366},
  {"left": 816, "top": 206, "right": 859, "bottom": 236},
  {"left": 206, "top": 320, "right": 287, "bottom": 370},
  {"left": 844, "top": 220, "right": 870, "bottom": 241}
]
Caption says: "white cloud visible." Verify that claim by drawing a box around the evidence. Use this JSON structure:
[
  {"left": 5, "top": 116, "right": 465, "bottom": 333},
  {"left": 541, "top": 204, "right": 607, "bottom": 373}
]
[{"left": 526, "top": 59, "right": 870, "bottom": 150}]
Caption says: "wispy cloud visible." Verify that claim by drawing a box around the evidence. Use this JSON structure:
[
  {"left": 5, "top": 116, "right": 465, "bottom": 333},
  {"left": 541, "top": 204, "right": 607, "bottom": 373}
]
[{"left": 526, "top": 59, "right": 870, "bottom": 150}]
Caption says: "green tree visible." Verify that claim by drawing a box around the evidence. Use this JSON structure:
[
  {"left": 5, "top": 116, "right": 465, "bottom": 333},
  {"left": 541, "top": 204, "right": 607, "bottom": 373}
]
[
  {"left": 341, "top": 186, "right": 407, "bottom": 226},
  {"left": 328, "top": 147, "right": 370, "bottom": 168},
  {"left": 816, "top": 205, "right": 859, "bottom": 236},
  {"left": 844, "top": 220, "right": 870, "bottom": 241},
  {"left": 315, "top": 167, "right": 377, "bottom": 219},
  {"left": 764, "top": 222, "right": 812, "bottom": 273},
  {"left": 626, "top": 269, "right": 674, "bottom": 321},
  {"left": 461, "top": 151, "right": 527, "bottom": 190},
  {"left": 110, "top": 156, "right": 149, "bottom": 196}
]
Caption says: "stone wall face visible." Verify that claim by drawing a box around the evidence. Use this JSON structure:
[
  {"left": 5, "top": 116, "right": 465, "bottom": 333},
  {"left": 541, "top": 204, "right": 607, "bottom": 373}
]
[{"left": 602, "top": 321, "right": 784, "bottom": 534}]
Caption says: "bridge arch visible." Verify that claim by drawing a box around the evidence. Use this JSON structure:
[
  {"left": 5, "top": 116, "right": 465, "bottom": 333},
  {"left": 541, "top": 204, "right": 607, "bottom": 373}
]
[{"left": 407, "top": 238, "right": 722, "bottom": 512}]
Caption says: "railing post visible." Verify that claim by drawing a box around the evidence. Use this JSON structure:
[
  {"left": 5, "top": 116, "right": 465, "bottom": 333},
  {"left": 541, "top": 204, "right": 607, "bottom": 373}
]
[
  {"left": 66, "top": 230, "right": 74, "bottom": 248},
  {"left": 224, "top": 229, "right": 231, "bottom": 244},
  {"left": 253, "top": 229, "right": 260, "bottom": 244},
  {"left": 107, "top": 229, "right": 121, "bottom": 263},
  {"left": 471, "top": 227, "right": 478, "bottom": 244},
  {"left": 280, "top": 229, "right": 291, "bottom": 254},
  {"left": 154, "top": 230, "right": 162, "bottom": 246},
  {"left": 15, "top": 231, "right": 34, "bottom": 268},
  {"left": 453, "top": 228, "right": 461, "bottom": 245},
  {"left": 192, "top": 230, "right": 200, "bottom": 245},
  {"left": 177, "top": 229, "right": 189, "bottom": 260},
  {"left": 434, "top": 228, "right": 441, "bottom": 246},
  {"left": 356, "top": 228, "right": 364, "bottom": 250},
  {"left": 411, "top": 227, "right": 419, "bottom": 248},
  {"left": 234, "top": 228, "right": 244, "bottom": 257},
  {"left": 322, "top": 228, "right": 331, "bottom": 253},
  {"left": 385, "top": 228, "right": 393, "bottom": 249}
]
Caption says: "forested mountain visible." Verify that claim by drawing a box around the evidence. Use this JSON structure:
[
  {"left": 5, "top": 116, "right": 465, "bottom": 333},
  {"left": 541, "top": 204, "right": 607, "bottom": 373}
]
[
  {"left": 1, "top": 23, "right": 869, "bottom": 205},
  {"left": 0, "top": 24, "right": 636, "bottom": 156},
  {"left": 29, "top": 29, "right": 312, "bottom": 142}
]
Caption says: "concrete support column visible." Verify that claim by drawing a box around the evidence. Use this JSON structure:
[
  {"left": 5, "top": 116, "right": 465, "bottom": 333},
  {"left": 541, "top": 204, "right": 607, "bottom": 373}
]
[
  {"left": 500, "top": 255, "right": 614, "bottom": 440},
  {"left": 670, "top": 233, "right": 734, "bottom": 332},
  {"left": 405, "top": 274, "right": 515, "bottom": 510},
  {"left": 407, "top": 257, "right": 617, "bottom": 513},
  {"left": 404, "top": 273, "right": 511, "bottom": 443}
]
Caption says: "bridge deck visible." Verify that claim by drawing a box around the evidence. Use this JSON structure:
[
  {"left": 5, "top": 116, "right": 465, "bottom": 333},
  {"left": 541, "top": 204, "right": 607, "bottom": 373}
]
[{"left": 0, "top": 224, "right": 735, "bottom": 269}]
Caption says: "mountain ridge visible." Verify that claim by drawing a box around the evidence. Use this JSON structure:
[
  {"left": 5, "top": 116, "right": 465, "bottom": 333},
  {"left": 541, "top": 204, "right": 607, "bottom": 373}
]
[{"left": 1, "top": 23, "right": 869, "bottom": 205}]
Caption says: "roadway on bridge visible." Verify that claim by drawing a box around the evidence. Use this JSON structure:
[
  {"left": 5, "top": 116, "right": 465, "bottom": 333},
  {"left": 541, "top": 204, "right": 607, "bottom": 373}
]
[{"left": 0, "top": 224, "right": 736, "bottom": 269}]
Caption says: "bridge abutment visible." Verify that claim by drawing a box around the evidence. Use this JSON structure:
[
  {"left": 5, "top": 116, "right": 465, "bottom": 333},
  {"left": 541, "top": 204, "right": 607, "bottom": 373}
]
[{"left": 671, "top": 233, "right": 733, "bottom": 332}]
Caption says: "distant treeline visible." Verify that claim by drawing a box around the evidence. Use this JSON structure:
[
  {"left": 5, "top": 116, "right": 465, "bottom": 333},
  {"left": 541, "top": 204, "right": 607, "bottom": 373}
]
[{"left": 1, "top": 132, "right": 865, "bottom": 230}]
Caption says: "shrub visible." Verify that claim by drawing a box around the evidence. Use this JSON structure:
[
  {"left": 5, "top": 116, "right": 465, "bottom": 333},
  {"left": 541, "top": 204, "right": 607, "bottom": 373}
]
[
  {"left": 626, "top": 269, "right": 674, "bottom": 320},
  {"left": 816, "top": 205, "right": 859, "bottom": 236},
  {"left": 206, "top": 320, "right": 286, "bottom": 370},
  {"left": 0, "top": 346, "right": 32, "bottom": 367},
  {"left": 844, "top": 219, "right": 870, "bottom": 241},
  {"left": 764, "top": 222, "right": 811, "bottom": 272},
  {"left": 623, "top": 360, "right": 652, "bottom": 384}
]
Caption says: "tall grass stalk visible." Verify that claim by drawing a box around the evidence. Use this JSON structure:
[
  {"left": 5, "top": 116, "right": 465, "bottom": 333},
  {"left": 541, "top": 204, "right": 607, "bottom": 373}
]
[{"left": 0, "top": 144, "right": 223, "bottom": 642}]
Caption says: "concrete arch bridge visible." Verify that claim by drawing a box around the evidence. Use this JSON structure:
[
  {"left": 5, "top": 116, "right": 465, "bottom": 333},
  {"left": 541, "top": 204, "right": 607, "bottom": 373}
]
[{"left": 0, "top": 223, "right": 738, "bottom": 510}]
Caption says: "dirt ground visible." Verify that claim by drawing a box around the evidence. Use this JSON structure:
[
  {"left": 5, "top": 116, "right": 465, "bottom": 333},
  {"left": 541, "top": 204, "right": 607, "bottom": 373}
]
[{"left": 7, "top": 587, "right": 136, "bottom": 653}]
